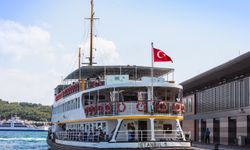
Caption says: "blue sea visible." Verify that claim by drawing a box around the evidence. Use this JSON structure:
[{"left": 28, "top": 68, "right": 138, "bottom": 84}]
[{"left": 0, "top": 131, "right": 49, "bottom": 150}]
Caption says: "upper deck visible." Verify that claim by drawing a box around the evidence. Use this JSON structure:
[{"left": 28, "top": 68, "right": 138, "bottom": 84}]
[
  {"left": 64, "top": 65, "right": 174, "bottom": 80},
  {"left": 54, "top": 65, "right": 175, "bottom": 102},
  {"left": 52, "top": 65, "right": 184, "bottom": 123}
]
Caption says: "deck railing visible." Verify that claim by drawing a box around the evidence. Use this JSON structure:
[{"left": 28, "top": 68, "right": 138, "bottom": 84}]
[
  {"left": 55, "top": 129, "right": 185, "bottom": 143},
  {"left": 116, "top": 130, "right": 184, "bottom": 142},
  {"left": 84, "top": 101, "right": 184, "bottom": 117},
  {"left": 56, "top": 130, "right": 108, "bottom": 142}
]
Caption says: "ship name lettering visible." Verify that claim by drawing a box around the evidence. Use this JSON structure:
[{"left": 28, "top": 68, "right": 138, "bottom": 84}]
[{"left": 138, "top": 142, "right": 168, "bottom": 148}]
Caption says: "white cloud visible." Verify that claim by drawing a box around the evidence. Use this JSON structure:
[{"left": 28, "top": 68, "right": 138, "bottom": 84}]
[
  {"left": 0, "top": 20, "right": 76, "bottom": 105},
  {"left": 0, "top": 20, "right": 51, "bottom": 60},
  {"left": 0, "top": 20, "right": 122, "bottom": 105},
  {"left": 82, "top": 37, "right": 123, "bottom": 65}
]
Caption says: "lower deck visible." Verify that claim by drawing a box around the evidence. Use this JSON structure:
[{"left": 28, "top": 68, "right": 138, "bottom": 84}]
[{"left": 49, "top": 116, "right": 191, "bottom": 149}]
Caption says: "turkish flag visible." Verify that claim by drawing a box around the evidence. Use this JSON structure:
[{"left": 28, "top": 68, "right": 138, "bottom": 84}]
[{"left": 153, "top": 48, "right": 173, "bottom": 62}]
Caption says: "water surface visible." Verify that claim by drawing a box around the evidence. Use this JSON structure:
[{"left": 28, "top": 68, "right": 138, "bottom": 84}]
[{"left": 0, "top": 131, "right": 48, "bottom": 150}]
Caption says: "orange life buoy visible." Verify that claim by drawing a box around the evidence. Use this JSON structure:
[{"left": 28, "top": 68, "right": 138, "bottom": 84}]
[
  {"left": 91, "top": 105, "right": 96, "bottom": 115},
  {"left": 136, "top": 101, "right": 146, "bottom": 112},
  {"left": 181, "top": 104, "right": 185, "bottom": 113},
  {"left": 172, "top": 103, "right": 181, "bottom": 113},
  {"left": 98, "top": 104, "right": 104, "bottom": 113},
  {"left": 118, "top": 102, "right": 126, "bottom": 112},
  {"left": 85, "top": 106, "right": 89, "bottom": 114},
  {"left": 157, "top": 101, "right": 168, "bottom": 113},
  {"left": 105, "top": 103, "right": 112, "bottom": 113}
]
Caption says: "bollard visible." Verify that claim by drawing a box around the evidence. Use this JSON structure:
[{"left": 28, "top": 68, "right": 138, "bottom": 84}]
[{"left": 214, "top": 143, "right": 219, "bottom": 150}]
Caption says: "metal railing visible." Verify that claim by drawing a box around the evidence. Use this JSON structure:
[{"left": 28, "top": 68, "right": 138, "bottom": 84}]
[
  {"left": 84, "top": 101, "right": 184, "bottom": 117},
  {"left": 56, "top": 130, "right": 108, "bottom": 142},
  {"left": 116, "top": 130, "right": 184, "bottom": 142},
  {"left": 55, "top": 130, "right": 185, "bottom": 143}
]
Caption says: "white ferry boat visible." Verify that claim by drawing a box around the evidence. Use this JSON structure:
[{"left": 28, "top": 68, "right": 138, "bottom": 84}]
[
  {"left": 47, "top": 0, "right": 191, "bottom": 149},
  {"left": 0, "top": 116, "right": 48, "bottom": 131}
]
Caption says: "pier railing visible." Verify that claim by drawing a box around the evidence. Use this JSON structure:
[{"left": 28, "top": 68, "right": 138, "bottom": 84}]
[{"left": 84, "top": 101, "right": 184, "bottom": 117}]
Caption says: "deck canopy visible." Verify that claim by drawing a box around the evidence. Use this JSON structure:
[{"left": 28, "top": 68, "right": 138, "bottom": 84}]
[{"left": 64, "top": 65, "right": 174, "bottom": 80}]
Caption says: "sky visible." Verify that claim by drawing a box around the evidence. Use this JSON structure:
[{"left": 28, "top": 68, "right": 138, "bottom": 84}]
[{"left": 0, "top": 0, "right": 249, "bottom": 105}]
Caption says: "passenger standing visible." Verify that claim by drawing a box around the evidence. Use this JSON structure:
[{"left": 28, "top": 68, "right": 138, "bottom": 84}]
[
  {"left": 131, "top": 123, "right": 135, "bottom": 141},
  {"left": 127, "top": 123, "right": 132, "bottom": 141},
  {"left": 201, "top": 130, "right": 205, "bottom": 143},
  {"left": 205, "top": 128, "right": 210, "bottom": 144}
]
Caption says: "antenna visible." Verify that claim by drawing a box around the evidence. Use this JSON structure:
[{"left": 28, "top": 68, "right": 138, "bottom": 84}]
[
  {"left": 78, "top": 47, "right": 81, "bottom": 82},
  {"left": 89, "top": 0, "right": 94, "bottom": 65},
  {"left": 83, "top": 0, "right": 99, "bottom": 66}
]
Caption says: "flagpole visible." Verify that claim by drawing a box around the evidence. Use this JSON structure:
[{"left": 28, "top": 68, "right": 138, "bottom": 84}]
[{"left": 151, "top": 42, "right": 154, "bottom": 114}]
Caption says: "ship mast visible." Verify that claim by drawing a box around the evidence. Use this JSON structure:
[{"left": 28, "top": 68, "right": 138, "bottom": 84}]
[{"left": 89, "top": 0, "right": 94, "bottom": 66}]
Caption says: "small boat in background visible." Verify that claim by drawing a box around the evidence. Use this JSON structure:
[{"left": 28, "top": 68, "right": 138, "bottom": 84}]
[{"left": 0, "top": 116, "right": 48, "bottom": 131}]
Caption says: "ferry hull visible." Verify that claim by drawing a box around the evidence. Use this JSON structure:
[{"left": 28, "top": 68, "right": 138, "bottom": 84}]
[{"left": 47, "top": 138, "right": 194, "bottom": 150}]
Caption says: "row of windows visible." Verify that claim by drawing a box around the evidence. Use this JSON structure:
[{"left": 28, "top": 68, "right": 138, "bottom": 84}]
[
  {"left": 53, "top": 97, "right": 80, "bottom": 114},
  {"left": 66, "top": 121, "right": 107, "bottom": 132},
  {"left": 196, "top": 77, "right": 250, "bottom": 113}
]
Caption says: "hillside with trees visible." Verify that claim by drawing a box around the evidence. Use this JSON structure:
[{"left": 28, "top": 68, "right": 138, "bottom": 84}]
[{"left": 0, "top": 99, "right": 51, "bottom": 121}]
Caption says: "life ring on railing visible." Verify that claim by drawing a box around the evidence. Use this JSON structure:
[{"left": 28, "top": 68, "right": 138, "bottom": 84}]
[
  {"left": 98, "top": 104, "right": 104, "bottom": 113},
  {"left": 105, "top": 103, "right": 112, "bottom": 113},
  {"left": 181, "top": 104, "right": 185, "bottom": 113},
  {"left": 157, "top": 101, "right": 168, "bottom": 113},
  {"left": 91, "top": 105, "right": 96, "bottom": 115},
  {"left": 118, "top": 102, "right": 126, "bottom": 112},
  {"left": 88, "top": 105, "right": 93, "bottom": 115},
  {"left": 172, "top": 103, "right": 181, "bottom": 113},
  {"left": 85, "top": 106, "right": 89, "bottom": 114},
  {"left": 87, "top": 106, "right": 92, "bottom": 115},
  {"left": 136, "top": 101, "right": 146, "bottom": 112}
]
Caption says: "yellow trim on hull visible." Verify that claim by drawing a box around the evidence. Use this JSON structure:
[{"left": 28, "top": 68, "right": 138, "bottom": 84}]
[{"left": 55, "top": 115, "right": 183, "bottom": 124}]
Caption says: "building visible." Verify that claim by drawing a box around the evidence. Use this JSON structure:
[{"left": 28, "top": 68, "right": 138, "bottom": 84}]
[{"left": 181, "top": 52, "right": 250, "bottom": 146}]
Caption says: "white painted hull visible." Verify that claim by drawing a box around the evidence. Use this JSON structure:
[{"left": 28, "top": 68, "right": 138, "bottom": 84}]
[{"left": 55, "top": 139, "right": 191, "bottom": 149}]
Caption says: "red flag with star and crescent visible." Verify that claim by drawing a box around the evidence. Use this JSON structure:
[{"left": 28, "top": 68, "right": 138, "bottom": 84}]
[{"left": 153, "top": 48, "right": 173, "bottom": 63}]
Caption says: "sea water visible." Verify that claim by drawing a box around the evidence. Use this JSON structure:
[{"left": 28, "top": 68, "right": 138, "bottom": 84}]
[{"left": 0, "top": 131, "right": 49, "bottom": 150}]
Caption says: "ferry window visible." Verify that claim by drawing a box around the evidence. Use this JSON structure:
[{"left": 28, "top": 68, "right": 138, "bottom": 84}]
[
  {"left": 102, "top": 122, "right": 106, "bottom": 131},
  {"left": 75, "top": 98, "right": 77, "bottom": 109},
  {"left": 83, "top": 124, "right": 85, "bottom": 131},
  {"left": 73, "top": 99, "right": 75, "bottom": 109},
  {"left": 138, "top": 92, "right": 147, "bottom": 101},
  {"left": 99, "top": 95, "right": 106, "bottom": 102},
  {"left": 86, "top": 124, "right": 89, "bottom": 131},
  {"left": 110, "top": 91, "right": 119, "bottom": 102},
  {"left": 78, "top": 97, "right": 80, "bottom": 108},
  {"left": 163, "top": 124, "right": 172, "bottom": 134},
  {"left": 90, "top": 124, "right": 92, "bottom": 131},
  {"left": 124, "top": 95, "right": 137, "bottom": 101},
  {"left": 97, "top": 122, "right": 101, "bottom": 128}
]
